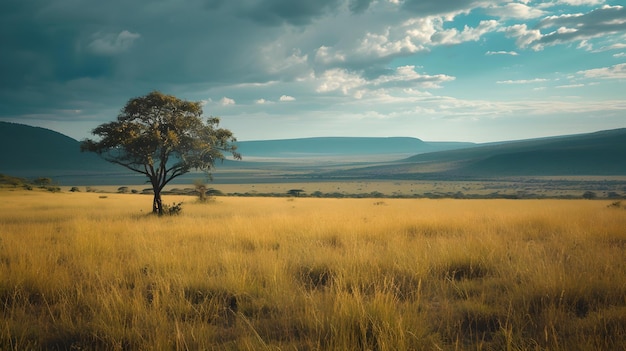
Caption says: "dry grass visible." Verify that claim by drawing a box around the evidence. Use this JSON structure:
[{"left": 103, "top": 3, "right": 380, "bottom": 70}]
[{"left": 1, "top": 190, "right": 625, "bottom": 350}]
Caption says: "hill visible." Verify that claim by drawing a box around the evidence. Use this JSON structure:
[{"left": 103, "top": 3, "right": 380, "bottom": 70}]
[
  {"left": 325, "top": 128, "right": 626, "bottom": 179},
  {"left": 235, "top": 137, "right": 473, "bottom": 159},
  {"left": 2, "top": 121, "right": 625, "bottom": 185},
  {"left": 0, "top": 122, "right": 123, "bottom": 179}
]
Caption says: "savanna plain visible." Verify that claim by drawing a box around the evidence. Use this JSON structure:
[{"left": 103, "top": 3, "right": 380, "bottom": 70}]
[{"left": 1, "top": 189, "right": 626, "bottom": 350}]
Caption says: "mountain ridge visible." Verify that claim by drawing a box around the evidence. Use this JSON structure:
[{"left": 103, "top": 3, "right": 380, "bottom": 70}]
[{"left": 1, "top": 121, "right": 625, "bottom": 184}]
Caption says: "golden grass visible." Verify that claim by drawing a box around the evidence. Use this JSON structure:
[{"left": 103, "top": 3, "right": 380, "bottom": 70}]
[{"left": 1, "top": 190, "right": 626, "bottom": 350}]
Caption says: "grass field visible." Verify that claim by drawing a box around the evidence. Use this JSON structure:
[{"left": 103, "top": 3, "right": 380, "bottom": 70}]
[{"left": 1, "top": 189, "right": 626, "bottom": 350}]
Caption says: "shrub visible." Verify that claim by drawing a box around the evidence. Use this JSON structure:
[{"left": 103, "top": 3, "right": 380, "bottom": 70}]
[
  {"left": 162, "top": 202, "right": 183, "bottom": 216},
  {"left": 582, "top": 191, "right": 597, "bottom": 199},
  {"left": 607, "top": 201, "right": 622, "bottom": 209},
  {"left": 287, "top": 189, "right": 305, "bottom": 197}
]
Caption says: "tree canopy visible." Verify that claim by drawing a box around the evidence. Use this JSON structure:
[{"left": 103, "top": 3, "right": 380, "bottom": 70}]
[{"left": 81, "top": 91, "right": 241, "bottom": 214}]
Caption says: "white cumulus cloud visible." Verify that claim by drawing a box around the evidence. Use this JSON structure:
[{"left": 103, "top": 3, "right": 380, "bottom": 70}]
[
  {"left": 578, "top": 63, "right": 626, "bottom": 79},
  {"left": 88, "top": 30, "right": 141, "bottom": 55},
  {"left": 486, "top": 50, "right": 519, "bottom": 56},
  {"left": 486, "top": 3, "right": 545, "bottom": 19},
  {"left": 279, "top": 95, "right": 296, "bottom": 102},
  {"left": 220, "top": 97, "right": 236, "bottom": 106}
]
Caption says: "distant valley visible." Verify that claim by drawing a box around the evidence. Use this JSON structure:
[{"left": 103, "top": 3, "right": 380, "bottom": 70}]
[{"left": 1, "top": 121, "right": 625, "bottom": 186}]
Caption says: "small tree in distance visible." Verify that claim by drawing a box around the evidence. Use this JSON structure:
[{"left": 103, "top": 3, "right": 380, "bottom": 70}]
[
  {"left": 194, "top": 179, "right": 209, "bottom": 202},
  {"left": 81, "top": 91, "right": 241, "bottom": 215},
  {"left": 288, "top": 189, "right": 305, "bottom": 197}
]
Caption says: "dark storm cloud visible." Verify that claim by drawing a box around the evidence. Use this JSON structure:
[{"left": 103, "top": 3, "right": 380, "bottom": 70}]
[
  {"left": 349, "top": 0, "right": 374, "bottom": 14},
  {"left": 401, "top": 0, "right": 487, "bottom": 16},
  {"left": 0, "top": 0, "right": 284, "bottom": 117},
  {"left": 239, "top": 0, "right": 342, "bottom": 25}
]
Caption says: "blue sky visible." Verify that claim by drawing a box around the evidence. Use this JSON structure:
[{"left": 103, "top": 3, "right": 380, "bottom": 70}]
[{"left": 1, "top": 0, "right": 625, "bottom": 142}]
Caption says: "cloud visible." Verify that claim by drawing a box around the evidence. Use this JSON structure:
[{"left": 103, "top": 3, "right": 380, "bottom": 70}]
[
  {"left": 486, "top": 3, "right": 545, "bottom": 19},
  {"left": 556, "top": 84, "right": 585, "bottom": 88},
  {"left": 486, "top": 50, "right": 519, "bottom": 56},
  {"left": 241, "top": 0, "right": 342, "bottom": 26},
  {"left": 349, "top": 0, "right": 374, "bottom": 14},
  {"left": 315, "top": 46, "right": 346, "bottom": 64},
  {"left": 497, "top": 78, "right": 549, "bottom": 84},
  {"left": 503, "top": 24, "right": 543, "bottom": 49},
  {"left": 373, "top": 65, "right": 455, "bottom": 89},
  {"left": 555, "top": 0, "right": 605, "bottom": 5},
  {"left": 578, "top": 63, "right": 626, "bottom": 79},
  {"left": 431, "top": 20, "right": 499, "bottom": 45},
  {"left": 357, "top": 30, "right": 425, "bottom": 58},
  {"left": 220, "top": 97, "right": 236, "bottom": 106},
  {"left": 87, "top": 30, "right": 141, "bottom": 55},
  {"left": 598, "top": 43, "right": 626, "bottom": 51},
  {"left": 503, "top": 5, "right": 626, "bottom": 50},
  {"left": 316, "top": 69, "right": 367, "bottom": 95},
  {"left": 402, "top": 0, "right": 489, "bottom": 18},
  {"left": 315, "top": 65, "right": 454, "bottom": 98},
  {"left": 279, "top": 95, "right": 296, "bottom": 101}
]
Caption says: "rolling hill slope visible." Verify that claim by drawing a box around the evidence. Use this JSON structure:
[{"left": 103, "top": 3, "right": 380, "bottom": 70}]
[
  {"left": 0, "top": 122, "right": 122, "bottom": 178},
  {"left": 326, "top": 128, "right": 626, "bottom": 178}
]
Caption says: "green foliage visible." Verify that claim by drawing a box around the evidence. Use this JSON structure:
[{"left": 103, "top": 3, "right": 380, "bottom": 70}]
[{"left": 81, "top": 91, "right": 241, "bottom": 214}]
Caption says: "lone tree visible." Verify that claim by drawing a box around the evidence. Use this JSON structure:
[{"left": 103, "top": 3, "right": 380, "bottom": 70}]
[{"left": 81, "top": 91, "right": 241, "bottom": 215}]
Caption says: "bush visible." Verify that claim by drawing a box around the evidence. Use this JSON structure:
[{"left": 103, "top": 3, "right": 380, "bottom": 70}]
[
  {"left": 582, "top": 191, "right": 597, "bottom": 199},
  {"left": 162, "top": 202, "right": 183, "bottom": 216},
  {"left": 607, "top": 201, "right": 622, "bottom": 209}
]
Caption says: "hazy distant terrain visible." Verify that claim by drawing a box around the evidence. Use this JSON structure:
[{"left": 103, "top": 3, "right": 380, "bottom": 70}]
[
  {"left": 1, "top": 121, "right": 625, "bottom": 185},
  {"left": 235, "top": 137, "right": 474, "bottom": 160},
  {"left": 325, "top": 128, "right": 626, "bottom": 179}
]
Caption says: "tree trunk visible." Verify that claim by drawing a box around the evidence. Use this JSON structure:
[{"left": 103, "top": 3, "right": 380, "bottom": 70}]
[{"left": 153, "top": 190, "right": 163, "bottom": 215}]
